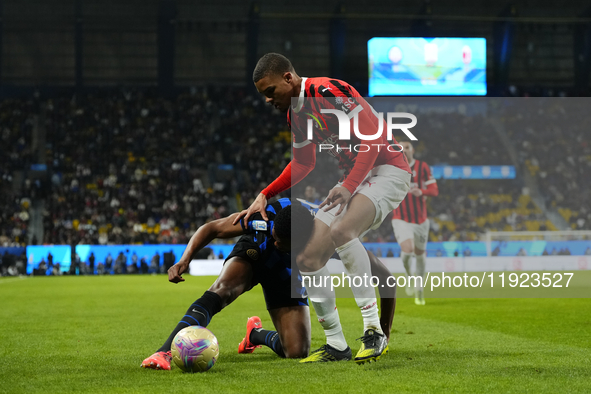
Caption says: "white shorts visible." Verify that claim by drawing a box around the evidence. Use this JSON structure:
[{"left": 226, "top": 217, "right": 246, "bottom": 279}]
[
  {"left": 391, "top": 218, "right": 430, "bottom": 251},
  {"left": 315, "top": 164, "right": 411, "bottom": 231}
]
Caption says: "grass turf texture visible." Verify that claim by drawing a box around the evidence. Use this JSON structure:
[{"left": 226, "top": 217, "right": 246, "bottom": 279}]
[{"left": 1, "top": 275, "right": 590, "bottom": 393}]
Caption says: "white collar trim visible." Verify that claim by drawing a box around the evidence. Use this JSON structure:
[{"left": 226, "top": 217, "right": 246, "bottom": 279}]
[{"left": 292, "top": 77, "right": 307, "bottom": 113}]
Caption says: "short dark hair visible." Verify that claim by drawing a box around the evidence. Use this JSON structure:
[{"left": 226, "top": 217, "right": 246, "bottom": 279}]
[
  {"left": 274, "top": 202, "right": 314, "bottom": 252},
  {"left": 252, "top": 53, "right": 294, "bottom": 83}
]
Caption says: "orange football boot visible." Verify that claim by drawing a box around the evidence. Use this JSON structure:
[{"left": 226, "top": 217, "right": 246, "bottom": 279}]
[
  {"left": 141, "top": 351, "right": 172, "bottom": 370},
  {"left": 238, "top": 316, "right": 263, "bottom": 354}
]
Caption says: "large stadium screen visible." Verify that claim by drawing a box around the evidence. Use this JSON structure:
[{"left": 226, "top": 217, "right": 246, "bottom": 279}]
[{"left": 368, "top": 37, "right": 487, "bottom": 96}]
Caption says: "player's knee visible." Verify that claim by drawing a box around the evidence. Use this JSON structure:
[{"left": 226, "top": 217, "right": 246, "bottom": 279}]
[
  {"left": 401, "top": 246, "right": 414, "bottom": 254},
  {"left": 296, "top": 253, "right": 321, "bottom": 272},
  {"left": 329, "top": 222, "right": 355, "bottom": 247},
  {"left": 282, "top": 341, "right": 310, "bottom": 359},
  {"left": 415, "top": 248, "right": 425, "bottom": 256},
  {"left": 400, "top": 240, "right": 414, "bottom": 253}
]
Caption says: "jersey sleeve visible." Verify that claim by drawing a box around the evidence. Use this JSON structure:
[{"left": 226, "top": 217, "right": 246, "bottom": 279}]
[
  {"left": 422, "top": 163, "right": 435, "bottom": 186},
  {"left": 289, "top": 110, "right": 309, "bottom": 147},
  {"left": 421, "top": 163, "right": 439, "bottom": 197},
  {"left": 292, "top": 131, "right": 311, "bottom": 148},
  {"left": 240, "top": 212, "right": 273, "bottom": 235}
]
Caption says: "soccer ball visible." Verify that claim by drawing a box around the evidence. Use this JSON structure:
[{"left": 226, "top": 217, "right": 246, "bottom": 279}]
[{"left": 171, "top": 326, "right": 219, "bottom": 373}]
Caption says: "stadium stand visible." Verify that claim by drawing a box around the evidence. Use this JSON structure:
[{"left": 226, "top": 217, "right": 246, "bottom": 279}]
[
  {"left": 503, "top": 100, "right": 591, "bottom": 230},
  {"left": 0, "top": 87, "right": 589, "bottom": 276},
  {"left": 0, "top": 98, "right": 37, "bottom": 247},
  {"left": 39, "top": 88, "right": 289, "bottom": 245}
]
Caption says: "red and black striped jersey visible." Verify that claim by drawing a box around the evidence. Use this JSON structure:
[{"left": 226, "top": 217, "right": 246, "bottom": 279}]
[
  {"left": 392, "top": 159, "right": 437, "bottom": 224},
  {"left": 287, "top": 77, "right": 410, "bottom": 189}
]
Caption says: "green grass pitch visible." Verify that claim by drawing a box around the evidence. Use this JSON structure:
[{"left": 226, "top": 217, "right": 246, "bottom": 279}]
[{"left": 1, "top": 275, "right": 590, "bottom": 393}]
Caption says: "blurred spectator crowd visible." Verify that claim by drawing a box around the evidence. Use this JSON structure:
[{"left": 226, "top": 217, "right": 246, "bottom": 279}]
[
  {"left": 0, "top": 98, "right": 38, "bottom": 247},
  {"left": 503, "top": 99, "right": 591, "bottom": 231},
  {"left": 1, "top": 87, "right": 589, "bottom": 255},
  {"left": 1, "top": 87, "right": 289, "bottom": 247}
]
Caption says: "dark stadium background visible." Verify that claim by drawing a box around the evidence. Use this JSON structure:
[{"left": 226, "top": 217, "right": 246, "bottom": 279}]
[{"left": 1, "top": 0, "right": 590, "bottom": 276}]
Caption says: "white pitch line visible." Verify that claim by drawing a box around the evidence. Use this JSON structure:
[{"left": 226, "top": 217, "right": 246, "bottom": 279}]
[{"left": 0, "top": 276, "right": 28, "bottom": 285}]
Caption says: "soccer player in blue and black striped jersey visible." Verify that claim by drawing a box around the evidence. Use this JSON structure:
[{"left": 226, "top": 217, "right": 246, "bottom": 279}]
[{"left": 141, "top": 198, "right": 314, "bottom": 370}]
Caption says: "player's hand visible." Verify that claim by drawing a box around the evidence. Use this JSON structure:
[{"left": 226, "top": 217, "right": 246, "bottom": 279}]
[
  {"left": 409, "top": 187, "right": 423, "bottom": 197},
  {"left": 168, "top": 261, "right": 189, "bottom": 284},
  {"left": 232, "top": 193, "right": 268, "bottom": 225},
  {"left": 319, "top": 186, "right": 352, "bottom": 216}
]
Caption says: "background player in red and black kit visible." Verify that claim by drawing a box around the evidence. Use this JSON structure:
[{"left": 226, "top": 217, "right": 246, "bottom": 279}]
[
  {"left": 391, "top": 141, "right": 438, "bottom": 305},
  {"left": 237, "top": 53, "right": 411, "bottom": 363}
]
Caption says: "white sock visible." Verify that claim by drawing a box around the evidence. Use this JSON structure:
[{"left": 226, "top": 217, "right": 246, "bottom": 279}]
[
  {"left": 336, "top": 238, "right": 382, "bottom": 334},
  {"left": 301, "top": 265, "right": 348, "bottom": 351},
  {"left": 400, "top": 251, "right": 413, "bottom": 277},
  {"left": 415, "top": 253, "right": 426, "bottom": 290}
]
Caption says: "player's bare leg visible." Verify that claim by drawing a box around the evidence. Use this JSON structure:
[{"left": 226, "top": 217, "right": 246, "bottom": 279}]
[
  {"left": 399, "top": 238, "right": 416, "bottom": 296},
  {"left": 296, "top": 219, "right": 351, "bottom": 360},
  {"left": 414, "top": 247, "right": 426, "bottom": 305},
  {"left": 143, "top": 258, "right": 252, "bottom": 370},
  {"left": 367, "top": 251, "right": 396, "bottom": 344},
  {"left": 208, "top": 257, "right": 254, "bottom": 307},
  {"left": 329, "top": 193, "right": 388, "bottom": 363},
  {"left": 269, "top": 306, "right": 311, "bottom": 358}
]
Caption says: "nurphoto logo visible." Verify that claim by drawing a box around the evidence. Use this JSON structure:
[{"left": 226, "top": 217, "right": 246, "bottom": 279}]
[{"left": 306, "top": 104, "right": 418, "bottom": 153}]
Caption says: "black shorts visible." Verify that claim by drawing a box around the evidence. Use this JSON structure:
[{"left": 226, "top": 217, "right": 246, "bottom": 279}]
[{"left": 225, "top": 237, "right": 308, "bottom": 311}]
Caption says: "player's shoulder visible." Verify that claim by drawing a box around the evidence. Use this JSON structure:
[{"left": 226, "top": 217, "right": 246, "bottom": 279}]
[
  {"left": 305, "top": 77, "right": 358, "bottom": 98},
  {"left": 242, "top": 199, "right": 290, "bottom": 233},
  {"left": 271, "top": 197, "right": 292, "bottom": 209},
  {"left": 266, "top": 198, "right": 291, "bottom": 217},
  {"left": 241, "top": 211, "right": 271, "bottom": 234}
]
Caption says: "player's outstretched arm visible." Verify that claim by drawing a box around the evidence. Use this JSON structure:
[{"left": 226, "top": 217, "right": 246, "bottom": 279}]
[
  {"left": 233, "top": 144, "right": 316, "bottom": 225},
  {"left": 168, "top": 213, "right": 245, "bottom": 283}
]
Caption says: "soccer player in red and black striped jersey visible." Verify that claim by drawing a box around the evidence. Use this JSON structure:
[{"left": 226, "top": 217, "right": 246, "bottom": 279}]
[
  {"left": 235, "top": 53, "right": 411, "bottom": 363},
  {"left": 391, "top": 141, "right": 438, "bottom": 305}
]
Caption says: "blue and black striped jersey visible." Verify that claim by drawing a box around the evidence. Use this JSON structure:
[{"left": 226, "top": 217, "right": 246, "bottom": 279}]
[
  {"left": 227, "top": 198, "right": 308, "bottom": 307},
  {"left": 232, "top": 198, "right": 292, "bottom": 264}
]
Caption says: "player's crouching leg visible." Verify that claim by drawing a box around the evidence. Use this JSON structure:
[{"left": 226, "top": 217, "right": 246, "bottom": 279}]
[{"left": 282, "top": 340, "right": 309, "bottom": 359}]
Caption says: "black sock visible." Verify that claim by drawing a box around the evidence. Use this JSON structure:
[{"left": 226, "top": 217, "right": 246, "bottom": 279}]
[
  {"left": 250, "top": 328, "right": 285, "bottom": 358},
  {"left": 157, "top": 291, "right": 223, "bottom": 353}
]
